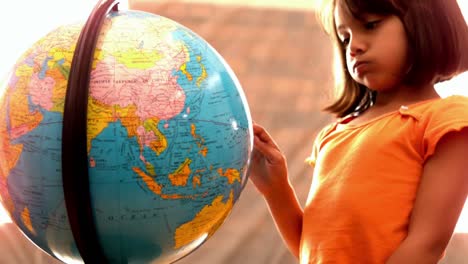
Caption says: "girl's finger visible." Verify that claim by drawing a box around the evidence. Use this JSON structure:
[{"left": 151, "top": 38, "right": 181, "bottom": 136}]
[
  {"left": 255, "top": 129, "right": 271, "bottom": 143},
  {"left": 253, "top": 123, "right": 278, "bottom": 146},
  {"left": 253, "top": 135, "right": 282, "bottom": 164}
]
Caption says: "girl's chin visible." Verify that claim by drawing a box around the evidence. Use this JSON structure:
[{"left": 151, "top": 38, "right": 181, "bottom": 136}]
[{"left": 355, "top": 77, "right": 401, "bottom": 92}]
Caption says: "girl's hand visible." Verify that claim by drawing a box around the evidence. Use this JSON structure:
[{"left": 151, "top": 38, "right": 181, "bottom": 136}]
[{"left": 248, "top": 123, "right": 289, "bottom": 197}]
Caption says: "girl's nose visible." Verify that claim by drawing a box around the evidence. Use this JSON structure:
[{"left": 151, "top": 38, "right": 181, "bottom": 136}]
[{"left": 348, "top": 35, "right": 367, "bottom": 57}]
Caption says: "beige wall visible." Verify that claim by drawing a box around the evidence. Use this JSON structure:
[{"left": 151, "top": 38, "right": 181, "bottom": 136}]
[{"left": 129, "top": 0, "right": 315, "bottom": 10}]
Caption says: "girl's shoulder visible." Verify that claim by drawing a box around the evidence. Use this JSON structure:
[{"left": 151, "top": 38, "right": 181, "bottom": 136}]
[
  {"left": 314, "top": 122, "right": 338, "bottom": 142},
  {"left": 401, "top": 95, "right": 468, "bottom": 122},
  {"left": 411, "top": 95, "right": 468, "bottom": 161},
  {"left": 429, "top": 95, "right": 468, "bottom": 109}
]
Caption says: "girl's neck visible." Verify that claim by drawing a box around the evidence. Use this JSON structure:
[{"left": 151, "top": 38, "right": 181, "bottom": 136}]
[
  {"left": 339, "top": 84, "right": 440, "bottom": 127},
  {"left": 372, "top": 83, "right": 440, "bottom": 109}
]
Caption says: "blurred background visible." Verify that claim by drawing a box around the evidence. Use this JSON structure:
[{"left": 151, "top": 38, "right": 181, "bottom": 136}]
[{"left": 0, "top": 0, "right": 467, "bottom": 263}]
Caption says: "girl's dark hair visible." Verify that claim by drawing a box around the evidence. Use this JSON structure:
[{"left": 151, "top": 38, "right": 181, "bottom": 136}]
[{"left": 317, "top": 0, "right": 468, "bottom": 118}]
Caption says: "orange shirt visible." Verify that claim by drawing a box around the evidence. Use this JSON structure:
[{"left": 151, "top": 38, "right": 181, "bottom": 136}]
[{"left": 301, "top": 95, "right": 468, "bottom": 264}]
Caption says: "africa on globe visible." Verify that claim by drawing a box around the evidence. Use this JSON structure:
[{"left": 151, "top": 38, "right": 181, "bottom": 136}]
[{"left": 0, "top": 2, "right": 252, "bottom": 263}]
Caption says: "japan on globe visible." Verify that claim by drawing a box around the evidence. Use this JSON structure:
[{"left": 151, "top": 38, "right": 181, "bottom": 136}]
[{"left": 0, "top": 1, "right": 253, "bottom": 263}]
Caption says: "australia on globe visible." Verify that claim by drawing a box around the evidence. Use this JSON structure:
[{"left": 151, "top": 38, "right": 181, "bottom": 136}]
[{"left": 0, "top": 6, "right": 252, "bottom": 264}]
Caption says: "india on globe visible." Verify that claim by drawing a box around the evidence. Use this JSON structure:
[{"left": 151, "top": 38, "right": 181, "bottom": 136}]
[{"left": 0, "top": 1, "right": 252, "bottom": 263}]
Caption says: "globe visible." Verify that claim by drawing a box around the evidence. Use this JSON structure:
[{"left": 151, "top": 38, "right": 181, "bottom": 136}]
[{"left": 0, "top": 3, "right": 252, "bottom": 264}]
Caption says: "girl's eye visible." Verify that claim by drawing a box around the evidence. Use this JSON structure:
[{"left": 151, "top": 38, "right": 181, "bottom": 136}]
[
  {"left": 364, "top": 20, "right": 381, "bottom": 30},
  {"left": 341, "top": 37, "right": 350, "bottom": 46},
  {"left": 338, "top": 35, "right": 350, "bottom": 46}
]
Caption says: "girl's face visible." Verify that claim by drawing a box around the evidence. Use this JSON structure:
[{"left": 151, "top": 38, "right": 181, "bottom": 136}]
[{"left": 334, "top": 2, "right": 410, "bottom": 91}]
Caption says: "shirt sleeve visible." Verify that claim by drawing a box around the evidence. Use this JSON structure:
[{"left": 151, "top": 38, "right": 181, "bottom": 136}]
[
  {"left": 422, "top": 95, "right": 468, "bottom": 161},
  {"left": 305, "top": 123, "right": 334, "bottom": 166}
]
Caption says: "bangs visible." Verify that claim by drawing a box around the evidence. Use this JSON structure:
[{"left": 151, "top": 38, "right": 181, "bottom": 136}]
[
  {"left": 316, "top": 0, "right": 405, "bottom": 35},
  {"left": 339, "top": 0, "right": 403, "bottom": 20}
]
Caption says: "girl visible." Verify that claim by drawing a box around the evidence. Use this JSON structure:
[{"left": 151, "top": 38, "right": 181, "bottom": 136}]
[{"left": 249, "top": 0, "right": 468, "bottom": 263}]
